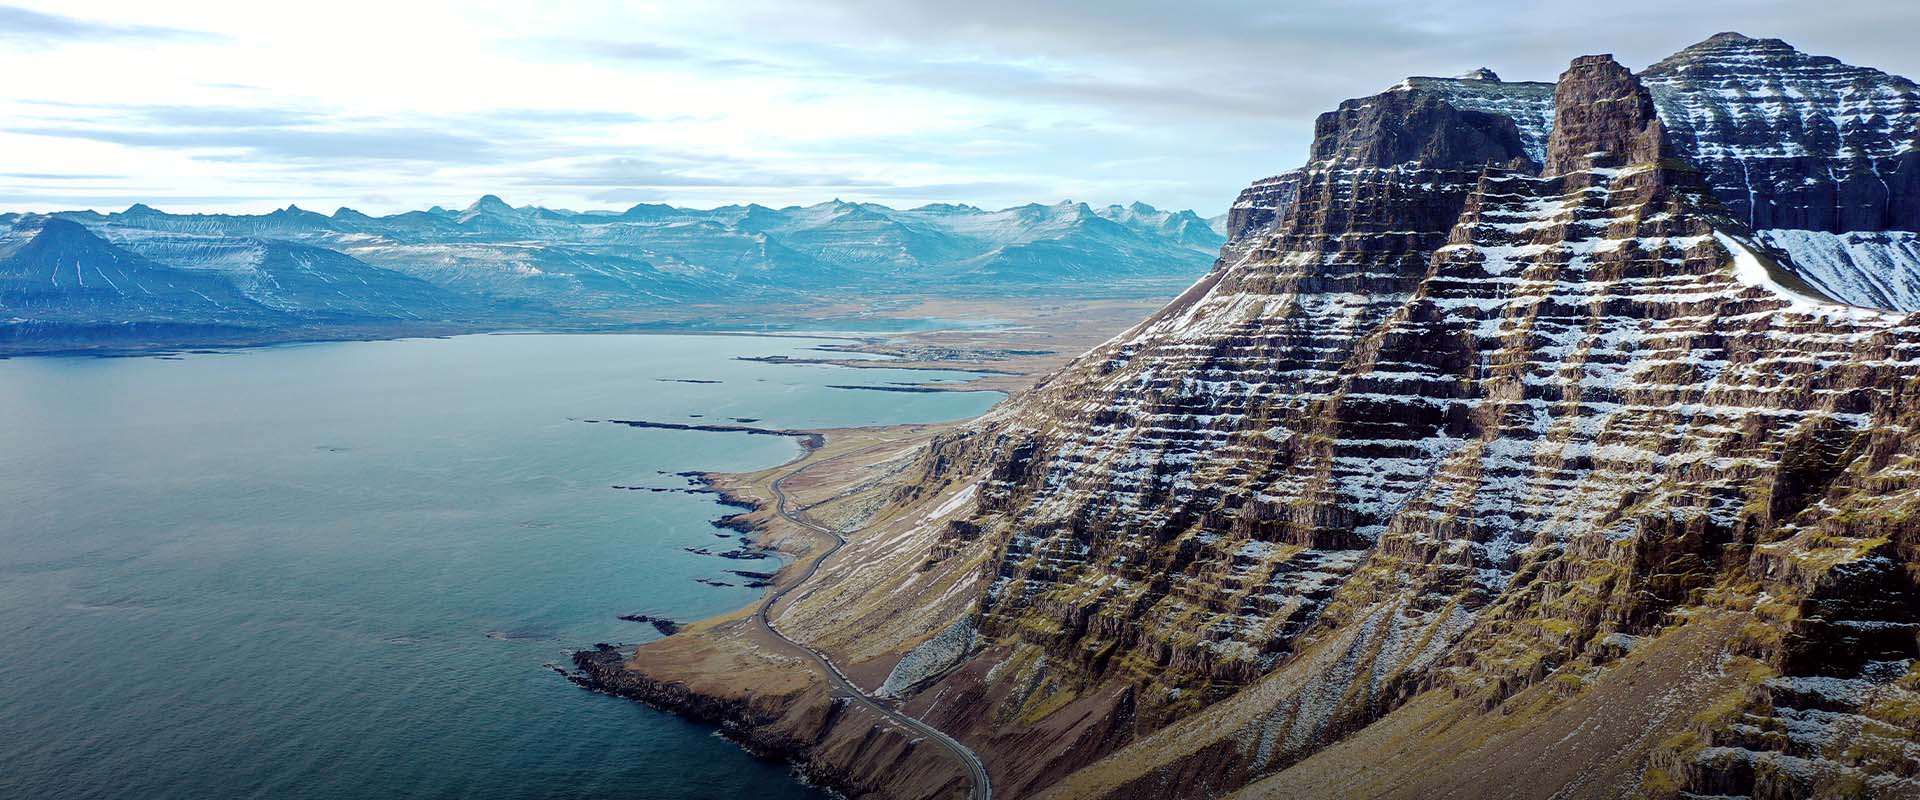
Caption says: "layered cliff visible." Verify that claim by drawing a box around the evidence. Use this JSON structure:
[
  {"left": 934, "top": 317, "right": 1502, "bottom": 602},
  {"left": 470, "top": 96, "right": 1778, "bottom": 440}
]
[
  {"left": 744, "top": 36, "right": 1920, "bottom": 800},
  {"left": 607, "top": 33, "right": 1920, "bottom": 800}
]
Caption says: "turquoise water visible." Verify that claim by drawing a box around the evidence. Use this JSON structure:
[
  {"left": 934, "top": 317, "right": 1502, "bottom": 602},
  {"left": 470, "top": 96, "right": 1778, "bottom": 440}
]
[{"left": 0, "top": 333, "right": 1002, "bottom": 800}]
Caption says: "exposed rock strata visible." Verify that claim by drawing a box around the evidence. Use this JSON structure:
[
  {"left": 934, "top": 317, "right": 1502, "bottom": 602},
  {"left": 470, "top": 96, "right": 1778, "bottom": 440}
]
[
  {"left": 608, "top": 34, "right": 1920, "bottom": 800},
  {"left": 894, "top": 42, "right": 1917, "bottom": 799}
]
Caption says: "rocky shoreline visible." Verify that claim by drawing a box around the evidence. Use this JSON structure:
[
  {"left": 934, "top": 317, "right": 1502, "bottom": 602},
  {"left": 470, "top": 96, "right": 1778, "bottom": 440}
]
[
  {"left": 569, "top": 639, "right": 970, "bottom": 800},
  {"left": 566, "top": 645, "right": 862, "bottom": 797},
  {"left": 565, "top": 478, "right": 832, "bottom": 789},
  {"left": 569, "top": 644, "right": 764, "bottom": 737},
  {"left": 564, "top": 452, "right": 975, "bottom": 800}
]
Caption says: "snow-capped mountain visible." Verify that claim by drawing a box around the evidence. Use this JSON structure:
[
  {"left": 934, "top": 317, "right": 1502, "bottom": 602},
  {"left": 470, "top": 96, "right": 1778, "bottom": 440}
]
[
  {"left": 680, "top": 34, "right": 1920, "bottom": 800},
  {"left": 0, "top": 218, "right": 289, "bottom": 345},
  {"left": 91, "top": 227, "right": 475, "bottom": 321},
  {"left": 0, "top": 198, "right": 1226, "bottom": 351}
]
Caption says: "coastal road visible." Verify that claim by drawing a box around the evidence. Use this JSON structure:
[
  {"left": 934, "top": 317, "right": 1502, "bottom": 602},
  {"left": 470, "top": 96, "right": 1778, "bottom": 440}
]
[{"left": 756, "top": 468, "right": 994, "bottom": 800}]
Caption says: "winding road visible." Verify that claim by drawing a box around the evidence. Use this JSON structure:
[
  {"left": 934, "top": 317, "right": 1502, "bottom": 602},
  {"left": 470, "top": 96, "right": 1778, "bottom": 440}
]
[{"left": 756, "top": 468, "right": 994, "bottom": 800}]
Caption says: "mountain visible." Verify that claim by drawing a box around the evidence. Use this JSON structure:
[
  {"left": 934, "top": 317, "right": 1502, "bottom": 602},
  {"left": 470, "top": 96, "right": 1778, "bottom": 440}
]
[
  {"left": 95, "top": 228, "right": 476, "bottom": 321},
  {"left": 0, "top": 218, "right": 285, "bottom": 345},
  {"left": 71, "top": 197, "right": 1225, "bottom": 294},
  {"left": 1643, "top": 32, "right": 1920, "bottom": 233},
  {"left": 605, "top": 34, "right": 1920, "bottom": 800},
  {"left": 0, "top": 198, "right": 1225, "bottom": 352}
]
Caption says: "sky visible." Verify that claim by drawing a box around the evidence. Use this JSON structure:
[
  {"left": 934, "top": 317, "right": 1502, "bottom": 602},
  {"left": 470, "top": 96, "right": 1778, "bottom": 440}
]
[{"left": 1, "top": 0, "right": 1917, "bottom": 216}]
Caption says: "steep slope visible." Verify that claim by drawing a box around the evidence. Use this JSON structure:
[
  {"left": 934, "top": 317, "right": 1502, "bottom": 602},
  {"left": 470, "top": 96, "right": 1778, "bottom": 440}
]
[
  {"left": 338, "top": 239, "right": 736, "bottom": 311},
  {"left": 1754, "top": 228, "right": 1920, "bottom": 311},
  {"left": 1094, "top": 202, "right": 1226, "bottom": 252},
  {"left": 1220, "top": 35, "right": 1920, "bottom": 314},
  {"left": 944, "top": 202, "right": 1224, "bottom": 288},
  {"left": 738, "top": 45, "right": 1920, "bottom": 800}
]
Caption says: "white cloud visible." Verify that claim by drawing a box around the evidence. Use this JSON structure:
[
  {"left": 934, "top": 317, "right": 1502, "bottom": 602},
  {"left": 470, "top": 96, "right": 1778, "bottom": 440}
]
[{"left": 0, "top": 1, "right": 1916, "bottom": 215}]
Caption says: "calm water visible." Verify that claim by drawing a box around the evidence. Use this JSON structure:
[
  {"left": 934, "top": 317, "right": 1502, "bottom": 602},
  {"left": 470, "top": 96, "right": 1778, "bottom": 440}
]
[{"left": 0, "top": 333, "right": 1001, "bottom": 800}]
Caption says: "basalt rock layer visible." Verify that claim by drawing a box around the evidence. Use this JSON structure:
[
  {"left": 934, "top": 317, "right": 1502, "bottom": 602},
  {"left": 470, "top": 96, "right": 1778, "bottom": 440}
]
[{"left": 782, "top": 36, "right": 1920, "bottom": 800}]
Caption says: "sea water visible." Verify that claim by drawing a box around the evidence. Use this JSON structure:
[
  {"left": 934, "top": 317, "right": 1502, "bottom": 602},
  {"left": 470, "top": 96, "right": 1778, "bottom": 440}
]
[{"left": 0, "top": 332, "right": 1002, "bottom": 800}]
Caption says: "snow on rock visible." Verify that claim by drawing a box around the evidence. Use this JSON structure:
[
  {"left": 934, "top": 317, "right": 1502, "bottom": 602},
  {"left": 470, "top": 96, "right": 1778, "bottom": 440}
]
[
  {"left": 877, "top": 617, "right": 976, "bottom": 698},
  {"left": 1756, "top": 228, "right": 1920, "bottom": 312},
  {"left": 921, "top": 482, "right": 978, "bottom": 523}
]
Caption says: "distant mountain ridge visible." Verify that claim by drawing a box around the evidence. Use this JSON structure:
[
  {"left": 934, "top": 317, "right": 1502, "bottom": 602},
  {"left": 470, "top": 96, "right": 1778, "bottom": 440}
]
[{"left": 0, "top": 197, "right": 1225, "bottom": 353}]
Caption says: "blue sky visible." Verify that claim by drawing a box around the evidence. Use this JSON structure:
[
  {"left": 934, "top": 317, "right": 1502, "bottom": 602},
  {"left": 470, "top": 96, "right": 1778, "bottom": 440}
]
[{"left": 1, "top": 0, "right": 1915, "bottom": 215}]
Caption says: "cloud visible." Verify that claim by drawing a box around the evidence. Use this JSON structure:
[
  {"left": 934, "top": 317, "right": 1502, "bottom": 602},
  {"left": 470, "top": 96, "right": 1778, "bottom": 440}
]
[
  {"left": 732, "top": 0, "right": 1920, "bottom": 129},
  {"left": 16, "top": 123, "right": 500, "bottom": 164},
  {"left": 7, "top": 0, "right": 1920, "bottom": 217},
  {"left": 511, "top": 156, "right": 891, "bottom": 190},
  {"left": 875, "top": 60, "right": 1299, "bottom": 121},
  {"left": 0, "top": 171, "right": 125, "bottom": 180},
  {"left": 0, "top": 4, "right": 222, "bottom": 44},
  {"left": 525, "top": 37, "right": 777, "bottom": 72},
  {"left": 6, "top": 103, "right": 663, "bottom": 167},
  {"left": 481, "top": 109, "right": 656, "bottom": 125},
  {"left": 570, "top": 39, "right": 697, "bottom": 62}
]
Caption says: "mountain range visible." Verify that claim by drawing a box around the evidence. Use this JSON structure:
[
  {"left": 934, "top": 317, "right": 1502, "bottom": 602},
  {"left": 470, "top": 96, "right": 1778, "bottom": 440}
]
[
  {"left": 588, "top": 32, "right": 1920, "bottom": 800},
  {"left": 0, "top": 199, "right": 1227, "bottom": 353}
]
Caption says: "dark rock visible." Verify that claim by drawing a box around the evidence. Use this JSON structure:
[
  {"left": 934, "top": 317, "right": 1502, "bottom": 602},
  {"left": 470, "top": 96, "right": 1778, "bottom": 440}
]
[
  {"left": 616, "top": 614, "right": 682, "bottom": 636},
  {"left": 1543, "top": 54, "right": 1669, "bottom": 176}
]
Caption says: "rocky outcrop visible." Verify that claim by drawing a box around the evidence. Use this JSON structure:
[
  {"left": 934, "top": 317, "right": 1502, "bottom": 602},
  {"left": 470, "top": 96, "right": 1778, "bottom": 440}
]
[
  {"left": 572, "top": 637, "right": 973, "bottom": 800},
  {"left": 1224, "top": 173, "right": 1301, "bottom": 242},
  {"left": 1543, "top": 54, "right": 1670, "bottom": 175}
]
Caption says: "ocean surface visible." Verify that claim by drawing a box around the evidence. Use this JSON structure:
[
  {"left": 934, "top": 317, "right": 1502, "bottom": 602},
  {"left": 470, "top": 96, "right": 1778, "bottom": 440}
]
[{"left": 0, "top": 333, "right": 1002, "bottom": 800}]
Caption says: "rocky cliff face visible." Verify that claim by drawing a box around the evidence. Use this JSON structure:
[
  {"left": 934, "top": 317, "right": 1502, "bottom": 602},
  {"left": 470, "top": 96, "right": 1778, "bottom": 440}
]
[{"left": 808, "top": 35, "right": 1920, "bottom": 800}]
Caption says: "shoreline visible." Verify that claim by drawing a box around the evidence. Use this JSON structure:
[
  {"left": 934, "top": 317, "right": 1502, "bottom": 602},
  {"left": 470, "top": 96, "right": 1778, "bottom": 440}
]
[
  {"left": 563, "top": 424, "right": 984, "bottom": 800},
  {"left": 565, "top": 430, "right": 857, "bottom": 795}
]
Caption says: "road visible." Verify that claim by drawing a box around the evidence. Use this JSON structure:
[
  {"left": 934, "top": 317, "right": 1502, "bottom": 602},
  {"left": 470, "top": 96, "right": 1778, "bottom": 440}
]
[{"left": 755, "top": 467, "right": 994, "bottom": 800}]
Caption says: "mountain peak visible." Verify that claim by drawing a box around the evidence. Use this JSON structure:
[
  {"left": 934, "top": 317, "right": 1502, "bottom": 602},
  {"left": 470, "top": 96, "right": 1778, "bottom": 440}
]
[
  {"left": 264, "top": 204, "right": 330, "bottom": 223},
  {"left": 4, "top": 217, "right": 129, "bottom": 274},
  {"left": 1653, "top": 31, "right": 1803, "bottom": 68},
  {"left": 620, "top": 202, "right": 676, "bottom": 221},
  {"left": 465, "top": 194, "right": 514, "bottom": 214},
  {"left": 1454, "top": 67, "right": 1501, "bottom": 81},
  {"left": 35, "top": 216, "right": 97, "bottom": 240}
]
